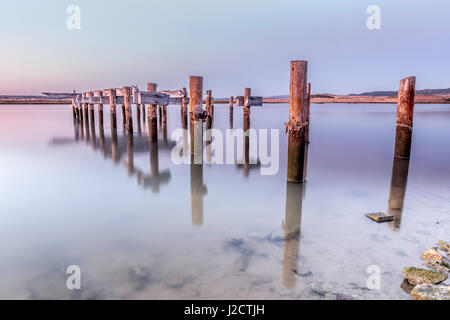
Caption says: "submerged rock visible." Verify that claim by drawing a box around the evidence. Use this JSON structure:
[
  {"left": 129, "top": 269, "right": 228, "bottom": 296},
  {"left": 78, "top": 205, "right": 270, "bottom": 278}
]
[
  {"left": 421, "top": 248, "right": 443, "bottom": 261},
  {"left": 402, "top": 267, "right": 447, "bottom": 285},
  {"left": 410, "top": 284, "right": 450, "bottom": 300},
  {"left": 365, "top": 212, "right": 395, "bottom": 223}
]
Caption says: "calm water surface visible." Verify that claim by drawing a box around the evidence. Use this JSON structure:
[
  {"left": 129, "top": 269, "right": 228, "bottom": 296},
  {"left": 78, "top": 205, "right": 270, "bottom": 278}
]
[{"left": 0, "top": 103, "right": 449, "bottom": 299}]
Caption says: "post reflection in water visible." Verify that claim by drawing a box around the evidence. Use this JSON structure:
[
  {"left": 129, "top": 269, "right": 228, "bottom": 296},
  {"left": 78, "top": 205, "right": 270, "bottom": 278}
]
[
  {"left": 387, "top": 157, "right": 410, "bottom": 230},
  {"left": 282, "top": 128, "right": 309, "bottom": 288},
  {"left": 190, "top": 119, "right": 207, "bottom": 226},
  {"left": 282, "top": 181, "right": 305, "bottom": 288},
  {"left": 205, "top": 115, "right": 213, "bottom": 165},
  {"left": 62, "top": 109, "right": 173, "bottom": 193}
]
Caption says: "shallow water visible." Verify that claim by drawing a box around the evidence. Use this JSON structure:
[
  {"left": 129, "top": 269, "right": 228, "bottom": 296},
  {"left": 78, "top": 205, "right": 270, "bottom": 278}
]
[{"left": 0, "top": 103, "right": 449, "bottom": 299}]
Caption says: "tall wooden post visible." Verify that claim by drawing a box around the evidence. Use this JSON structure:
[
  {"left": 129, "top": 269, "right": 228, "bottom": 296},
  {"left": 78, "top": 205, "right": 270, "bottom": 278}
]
[
  {"left": 394, "top": 76, "right": 416, "bottom": 159},
  {"left": 71, "top": 99, "right": 77, "bottom": 119},
  {"left": 305, "top": 83, "right": 311, "bottom": 143},
  {"left": 189, "top": 76, "right": 203, "bottom": 119},
  {"left": 96, "top": 91, "right": 104, "bottom": 128},
  {"left": 108, "top": 89, "right": 117, "bottom": 129},
  {"left": 229, "top": 96, "right": 234, "bottom": 129},
  {"left": 122, "top": 86, "right": 133, "bottom": 133},
  {"left": 287, "top": 60, "right": 308, "bottom": 183},
  {"left": 206, "top": 90, "right": 212, "bottom": 115},
  {"left": 244, "top": 88, "right": 251, "bottom": 116},
  {"left": 147, "top": 83, "right": 158, "bottom": 142}
]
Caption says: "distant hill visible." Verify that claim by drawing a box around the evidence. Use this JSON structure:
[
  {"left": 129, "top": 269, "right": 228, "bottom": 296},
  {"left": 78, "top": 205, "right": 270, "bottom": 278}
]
[
  {"left": 351, "top": 88, "right": 450, "bottom": 96},
  {"left": 267, "top": 88, "right": 450, "bottom": 98}
]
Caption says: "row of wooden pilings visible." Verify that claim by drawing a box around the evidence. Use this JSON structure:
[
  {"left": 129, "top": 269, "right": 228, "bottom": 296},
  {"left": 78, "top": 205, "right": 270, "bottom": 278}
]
[{"left": 72, "top": 60, "right": 416, "bottom": 183}]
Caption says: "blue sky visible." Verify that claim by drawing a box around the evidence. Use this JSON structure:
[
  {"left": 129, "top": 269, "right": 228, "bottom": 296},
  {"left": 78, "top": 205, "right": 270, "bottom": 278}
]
[{"left": 0, "top": 0, "right": 449, "bottom": 96}]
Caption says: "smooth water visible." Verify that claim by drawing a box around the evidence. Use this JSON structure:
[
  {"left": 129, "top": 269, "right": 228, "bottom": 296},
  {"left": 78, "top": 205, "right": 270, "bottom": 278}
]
[{"left": 0, "top": 103, "right": 449, "bottom": 299}]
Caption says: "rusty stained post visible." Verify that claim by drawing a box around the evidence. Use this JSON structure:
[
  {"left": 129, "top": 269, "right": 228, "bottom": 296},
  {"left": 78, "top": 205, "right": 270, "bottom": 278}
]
[
  {"left": 147, "top": 83, "right": 158, "bottom": 142},
  {"left": 122, "top": 86, "right": 133, "bottom": 134},
  {"left": 189, "top": 76, "right": 203, "bottom": 119},
  {"left": 282, "top": 181, "right": 305, "bottom": 288},
  {"left": 394, "top": 76, "right": 416, "bottom": 159},
  {"left": 287, "top": 60, "right": 308, "bottom": 183}
]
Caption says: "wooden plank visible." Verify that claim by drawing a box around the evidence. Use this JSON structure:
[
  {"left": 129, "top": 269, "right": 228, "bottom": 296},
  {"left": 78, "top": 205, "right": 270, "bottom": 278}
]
[
  {"left": 42, "top": 92, "right": 78, "bottom": 98},
  {"left": 135, "top": 92, "right": 170, "bottom": 105}
]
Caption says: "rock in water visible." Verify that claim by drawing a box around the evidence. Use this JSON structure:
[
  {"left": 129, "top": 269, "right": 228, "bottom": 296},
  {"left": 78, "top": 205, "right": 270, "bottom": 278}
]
[
  {"left": 402, "top": 267, "right": 447, "bottom": 285},
  {"left": 437, "top": 240, "right": 450, "bottom": 254},
  {"left": 410, "top": 284, "right": 450, "bottom": 300},
  {"left": 422, "top": 248, "right": 444, "bottom": 261},
  {"left": 425, "top": 260, "right": 450, "bottom": 274},
  {"left": 365, "top": 212, "right": 395, "bottom": 223}
]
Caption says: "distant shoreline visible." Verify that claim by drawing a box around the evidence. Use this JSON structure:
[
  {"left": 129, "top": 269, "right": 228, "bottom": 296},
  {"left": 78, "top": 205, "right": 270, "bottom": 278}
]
[{"left": 1, "top": 94, "right": 450, "bottom": 105}]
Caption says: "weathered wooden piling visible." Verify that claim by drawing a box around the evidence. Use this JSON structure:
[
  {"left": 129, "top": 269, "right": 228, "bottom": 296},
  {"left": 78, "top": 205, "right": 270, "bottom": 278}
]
[
  {"left": 147, "top": 83, "right": 158, "bottom": 141},
  {"left": 95, "top": 90, "right": 104, "bottom": 128},
  {"left": 244, "top": 88, "right": 251, "bottom": 116},
  {"left": 287, "top": 60, "right": 308, "bottom": 183},
  {"left": 71, "top": 99, "right": 77, "bottom": 118},
  {"left": 305, "top": 82, "right": 311, "bottom": 143},
  {"left": 108, "top": 89, "right": 117, "bottom": 129},
  {"left": 229, "top": 96, "right": 234, "bottom": 129},
  {"left": 122, "top": 86, "right": 133, "bottom": 133},
  {"left": 394, "top": 76, "right": 416, "bottom": 159},
  {"left": 189, "top": 76, "right": 203, "bottom": 119},
  {"left": 206, "top": 90, "right": 212, "bottom": 115}
]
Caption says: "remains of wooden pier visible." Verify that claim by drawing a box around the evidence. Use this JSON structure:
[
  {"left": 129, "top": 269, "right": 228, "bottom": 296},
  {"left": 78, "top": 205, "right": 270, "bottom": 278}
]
[{"left": 49, "top": 59, "right": 417, "bottom": 186}]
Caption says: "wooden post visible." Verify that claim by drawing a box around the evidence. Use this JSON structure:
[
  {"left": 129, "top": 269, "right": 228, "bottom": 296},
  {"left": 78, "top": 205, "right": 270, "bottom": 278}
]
[
  {"left": 394, "top": 76, "right": 416, "bottom": 159},
  {"left": 287, "top": 60, "right": 308, "bottom": 183},
  {"left": 147, "top": 83, "right": 158, "bottom": 141},
  {"left": 96, "top": 91, "right": 104, "bottom": 128},
  {"left": 206, "top": 90, "right": 212, "bottom": 115},
  {"left": 162, "top": 106, "right": 167, "bottom": 124},
  {"left": 244, "top": 88, "right": 251, "bottom": 116},
  {"left": 189, "top": 76, "right": 203, "bottom": 119},
  {"left": 71, "top": 99, "right": 77, "bottom": 119},
  {"left": 108, "top": 89, "right": 117, "bottom": 129},
  {"left": 229, "top": 96, "right": 234, "bottom": 129},
  {"left": 305, "top": 82, "right": 311, "bottom": 143},
  {"left": 122, "top": 86, "right": 133, "bottom": 133},
  {"left": 158, "top": 105, "right": 162, "bottom": 125}
]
